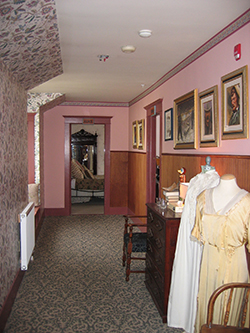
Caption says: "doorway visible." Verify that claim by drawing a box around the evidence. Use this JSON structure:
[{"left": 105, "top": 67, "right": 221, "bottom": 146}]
[
  {"left": 145, "top": 99, "right": 162, "bottom": 204},
  {"left": 64, "top": 116, "right": 112, "bottom": 216},
  {"left": 71, "top": 123, "right": 105, "bottom": 215}
]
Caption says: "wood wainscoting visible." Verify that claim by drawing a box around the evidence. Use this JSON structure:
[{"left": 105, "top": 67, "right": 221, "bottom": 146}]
[
  {"left": 110, "top": 151, "right": 129, "bottom": 214},
  {"left": 128, "top": 151, "right": 147, "bottom": 216},
  {"left": 161, "top": 154, "right": 250, "bottom": 194}
]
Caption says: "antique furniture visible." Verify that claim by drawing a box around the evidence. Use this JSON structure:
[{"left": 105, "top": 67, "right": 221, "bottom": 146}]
[
  {"left": 71, "top": 159, "right": 104, "bottom": 203},
  {"left": 145, "top": 203, "right": 181, "bottom": 323},
  {"left": 71, "top": 129, "right": 98, "bottom": 175},
  {"left": 201, "top": 282, "right": 250, "bottom": 333},
  {"left": 122, "top": 215, "right": 147, "bottom": 281}
]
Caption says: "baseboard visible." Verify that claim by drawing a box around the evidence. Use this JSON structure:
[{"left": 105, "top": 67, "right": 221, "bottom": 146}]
[
  {"left": 0, "top": 269, "right": 25, "bottom": 333},
  {"left": 44, "top": 208, "right": 68, "bottom": 216},
  {"left": 108, "top": 207, "right": 129, "bottom": 215}
]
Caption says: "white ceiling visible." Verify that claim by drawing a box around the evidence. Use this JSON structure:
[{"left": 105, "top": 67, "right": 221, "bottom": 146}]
[{"left": 30, "top": 0, "right": 250, "bottom": 103}]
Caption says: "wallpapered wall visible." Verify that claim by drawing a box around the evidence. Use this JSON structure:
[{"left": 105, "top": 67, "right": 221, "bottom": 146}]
[{"left": 0, "top": 62, "right": 28, "bottom": 310}]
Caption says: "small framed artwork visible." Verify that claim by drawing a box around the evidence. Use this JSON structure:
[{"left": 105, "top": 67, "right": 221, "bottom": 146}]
[
  {"left": 221, "top": 65, "right": 248, "bottom": 140},
  {"left": 199, "top": 85, "right": 219, "bottom": 147},
  {"left": 132, "top": 121, "right": 137, "bottom": 148},
  {"left": 174, "top": 89, "right": 198, "bottom": 149},
  {"left": 164, "top": 108, "right": 173, "bottom": 141},
  {"left": 137, "top": 119, "right": 145, "bottom": 149}
]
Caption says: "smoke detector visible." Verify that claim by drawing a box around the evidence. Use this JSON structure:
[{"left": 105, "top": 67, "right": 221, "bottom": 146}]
[{"left": 98, "top": 55, "right": 109, "bottom": 62}]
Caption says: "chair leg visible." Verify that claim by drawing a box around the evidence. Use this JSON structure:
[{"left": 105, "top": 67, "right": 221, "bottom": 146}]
[
  {"left": 122, "top": 243, "right": 126, "bottom": 267},
  {"left": 126, "top": 240, "right": 133, "bottom": 281},
  {"left": 122, "top": 216, "right": 129, "bottom": 267}
]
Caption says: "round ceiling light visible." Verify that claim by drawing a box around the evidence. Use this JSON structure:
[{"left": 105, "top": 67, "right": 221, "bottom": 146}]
[
  {"left": 138, "top": 29, "right": 152, "bottom": 38},
  {"left": 121, "top": 45, "right": 136, "bottom": 53}
]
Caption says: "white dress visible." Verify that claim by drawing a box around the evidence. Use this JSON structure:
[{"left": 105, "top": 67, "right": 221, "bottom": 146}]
[{"left": 167, "top": 170, "right": 220, "bottom": 333}]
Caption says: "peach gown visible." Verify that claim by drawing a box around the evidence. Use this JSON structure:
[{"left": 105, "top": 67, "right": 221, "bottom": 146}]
[{"left": 192, "top": 188, "right": 250, "bottom": 333}]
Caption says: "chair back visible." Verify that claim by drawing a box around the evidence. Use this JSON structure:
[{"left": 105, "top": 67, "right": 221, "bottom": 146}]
[{"left": 201, "top": 282, "right": 250, "bottom": 333}]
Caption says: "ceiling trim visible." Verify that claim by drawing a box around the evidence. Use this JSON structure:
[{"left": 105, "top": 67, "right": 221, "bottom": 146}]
[
  {"left": 129, "top": 9, "right": 250, "bottom": 106},
  {"left": 61, "top": 101, "right": 129, "bottom": 108}
]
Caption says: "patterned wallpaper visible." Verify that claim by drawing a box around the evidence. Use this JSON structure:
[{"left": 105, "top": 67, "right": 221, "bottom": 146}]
[
  {"left": 0, "top": 61, "right": 28, "bottom": 310},
  {"left": 0, "top": 0, "right": 63, "bottom": 90}
]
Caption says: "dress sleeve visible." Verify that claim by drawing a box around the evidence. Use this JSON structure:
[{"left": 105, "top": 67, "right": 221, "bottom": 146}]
[{"left": 191, "top": 191, "right": 204, "bottom": 243}]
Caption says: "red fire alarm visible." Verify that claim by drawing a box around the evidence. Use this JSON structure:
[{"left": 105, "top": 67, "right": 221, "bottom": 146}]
[{"left": 234, "top": 44, "right": 241, "bottom": 61}]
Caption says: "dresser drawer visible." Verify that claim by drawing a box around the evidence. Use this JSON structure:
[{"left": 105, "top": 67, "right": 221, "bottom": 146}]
[
  {"left": 145, "top": 270, "right": 164, "bottom": 311},
  {"left": 148, "top": 210, "right": 164, "bottom": 232},
  {"left": 146, "top": 253, "right": 164, "bottom": 291},
  {"left": 147, "top": 238, "right": 164, "bottom": 273}
]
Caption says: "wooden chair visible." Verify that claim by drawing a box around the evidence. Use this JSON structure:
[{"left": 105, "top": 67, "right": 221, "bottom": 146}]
[
  {"left": 201, "top": 282, "right": 250, "bottom": 333},
  {"left": 122, "top": 215, "right": 147, "bottom": 281}
]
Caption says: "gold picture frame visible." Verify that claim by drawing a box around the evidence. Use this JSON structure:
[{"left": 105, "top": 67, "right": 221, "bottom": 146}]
[
  {"left": 221, "top": 65, "right": 248, "bottom": 140},
  {"left": 132, "top": 121, "right": 138, "bottom": 148},
  {"left": 174, "top": 89, "right": 198, "bottom": 149},
  {"left": 137, "top": 119, "right": 145, "bottom": 149},
  {"left": 199, "top": 85, "right": 219, "bottom": 147}
]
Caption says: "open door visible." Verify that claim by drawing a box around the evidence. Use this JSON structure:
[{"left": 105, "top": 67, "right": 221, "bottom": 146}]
[{"left": 144, "top": 99, "right": 163, "bottom": 204}]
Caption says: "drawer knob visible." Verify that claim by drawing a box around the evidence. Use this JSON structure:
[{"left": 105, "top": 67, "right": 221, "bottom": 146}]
[
  {"left": 148, "top": 212, "right": 154, "bottom": 222},
  {"left": 148, "top": 228, "right": 154, "bottom": 238},
  {"left": 156, "top": 238, "right": 162, "bottom": 249}
]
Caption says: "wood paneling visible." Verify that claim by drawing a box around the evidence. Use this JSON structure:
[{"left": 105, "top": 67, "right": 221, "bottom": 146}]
[
  {"left": 128, "top": 151, "right": 147, "bottom": 215},
  {"left": 110, "top": 151, "right": 128, "bottom": 208},
  {"left": 161, "top": 154, "right": 250, "bottom": 195}
]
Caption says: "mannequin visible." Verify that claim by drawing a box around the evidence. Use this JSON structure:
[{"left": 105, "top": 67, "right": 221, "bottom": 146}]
[
  {"left": 212, "top": 174, "right": 241, "bottom": 212},
  {"left": 192, "top": 174, "right": 250, "bottom": 333}
]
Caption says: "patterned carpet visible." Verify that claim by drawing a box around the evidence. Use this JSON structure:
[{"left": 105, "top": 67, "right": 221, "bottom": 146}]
[{"left": 4, "top": 215, "right": 184, "bottom": 333}]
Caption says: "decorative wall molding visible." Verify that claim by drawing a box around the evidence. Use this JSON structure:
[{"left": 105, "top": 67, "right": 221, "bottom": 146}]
[{"left": 62, "top": 101, "right": 129, "bottom": 108}]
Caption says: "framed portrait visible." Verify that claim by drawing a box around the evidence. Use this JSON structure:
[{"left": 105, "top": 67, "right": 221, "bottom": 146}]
[
  {"left": 164, "top": 108, "right": 173, "bottom": 141},
  {"left": 174, "top": 89, "right": 198, "bottom": 149},
  {"left": 132, "top": 121, "right": 137, "bottom": 148},
  {"left": 137, "top": 119, "right": 145, "bottom": 149},
  {"left": 221, "top": 65, "right": 248, "bottom": 140},
  {"left": 199, "top": 85, "right": 219, "bottom": 147}
]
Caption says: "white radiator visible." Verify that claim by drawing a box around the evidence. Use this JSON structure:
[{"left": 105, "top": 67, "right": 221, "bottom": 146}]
[{"left": 20, "top": 202, "right": 35, "bottom": 271}]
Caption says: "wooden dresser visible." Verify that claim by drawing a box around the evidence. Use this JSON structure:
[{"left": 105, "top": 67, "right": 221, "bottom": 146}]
[{"left": 145, "top": 203, "right": 181, "bottom": 323}]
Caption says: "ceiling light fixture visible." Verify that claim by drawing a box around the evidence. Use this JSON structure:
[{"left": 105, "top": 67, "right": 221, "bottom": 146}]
[
  {"left": 138, "top": 29, "right": 152, "bottom": 38},
  {"left": 121, "top": 45, "right": 136, "bottom": 53}
]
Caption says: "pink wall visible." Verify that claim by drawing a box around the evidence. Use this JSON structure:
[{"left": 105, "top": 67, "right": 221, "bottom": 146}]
[
  {"left": 129, "top": 23, "right": 250, "bottom": 156},
  {"left": 44, "top": 105, "right": 129, "bottom": 208}
]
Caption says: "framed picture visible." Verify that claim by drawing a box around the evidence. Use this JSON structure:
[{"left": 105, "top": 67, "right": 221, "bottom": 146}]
[
  {"left": 199, "top": 85, "right": 219, "bottom": 147},
  {"left": 132, "top": 121, "right": 137, "bottom": 148},
  {"left": 174, "top": 89, "right": 198, "bottom": 149},
  {"left": 137, "top": 119, "right": 145, "bottom": 149},
  {"left": 164, "top": 108, "right": 173, "bottom": 141},
  {"left": 221, "top": 65, "right": 248, "bottom": 140}
]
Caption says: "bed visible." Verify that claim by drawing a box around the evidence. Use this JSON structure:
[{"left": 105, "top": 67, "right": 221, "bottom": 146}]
[{"left": 71, "top": 159, "right": 104, "bottom": 203}]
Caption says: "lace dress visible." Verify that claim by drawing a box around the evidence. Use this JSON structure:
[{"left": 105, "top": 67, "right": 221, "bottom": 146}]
[{"left": 192, "top": 188, "right": 250, "bottom": 333}]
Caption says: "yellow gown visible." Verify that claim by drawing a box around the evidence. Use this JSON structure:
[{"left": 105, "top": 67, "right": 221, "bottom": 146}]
[{"left": 192, "top": 188, "right": 250, "bottom": 333}]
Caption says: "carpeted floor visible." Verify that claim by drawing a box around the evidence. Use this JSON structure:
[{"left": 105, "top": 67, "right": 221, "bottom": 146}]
[
  {"left": 4, "top": 215, "right": 184, "bottom": 333},
  {"left": 71, "top": 198, "right": 104, "bottom": 215}
]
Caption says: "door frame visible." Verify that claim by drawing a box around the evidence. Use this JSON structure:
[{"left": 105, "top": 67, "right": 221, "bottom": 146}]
[
  {"left": 64, "top": 116, "right": 112, "bottom": 215},
  {"left": 144, "top": 99, "right": 163, "bottom": 203}
]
